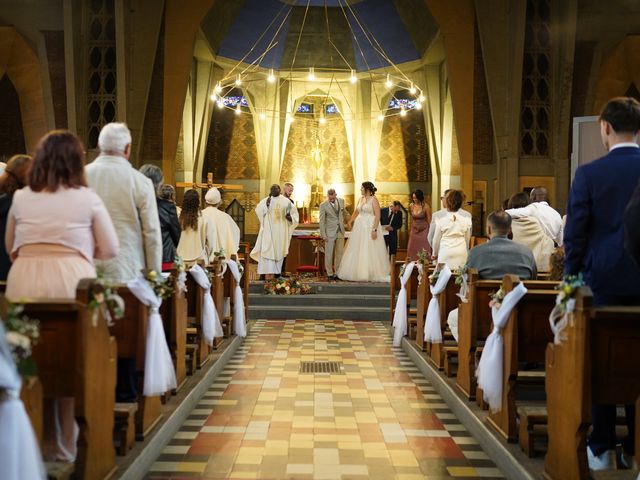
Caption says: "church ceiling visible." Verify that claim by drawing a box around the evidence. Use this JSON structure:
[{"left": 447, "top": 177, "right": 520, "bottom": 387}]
[{"left": 201, "top": 0, "right": 437, "bottom": 71}]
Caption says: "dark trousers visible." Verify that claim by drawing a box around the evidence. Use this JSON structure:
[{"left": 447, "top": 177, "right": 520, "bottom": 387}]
[
  {"left": 116, "top": 358, "right": 138, "bottom": 403},
  {"left": 588, "top": 294, "right": 640, "bottom": 455}
]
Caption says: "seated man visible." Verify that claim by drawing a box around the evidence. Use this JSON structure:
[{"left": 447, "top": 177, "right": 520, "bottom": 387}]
[{"left": 447, "top": 210, "right": 537, "bottom": 341}]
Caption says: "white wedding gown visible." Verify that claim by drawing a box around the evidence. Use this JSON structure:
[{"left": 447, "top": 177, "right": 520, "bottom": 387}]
[{"left": 337, "top": 197, "right": 390, "bottom": 282}]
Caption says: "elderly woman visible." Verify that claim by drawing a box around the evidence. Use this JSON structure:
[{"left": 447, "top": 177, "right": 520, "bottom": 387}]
[{"left": 139, "top": 164, "right": 180, "bottom": 266}]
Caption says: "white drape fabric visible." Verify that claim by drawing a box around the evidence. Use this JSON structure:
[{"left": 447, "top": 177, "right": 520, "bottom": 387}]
[
  {"left": 476, "top": 282, "right": 528, "bottom": 412},
  {"left": 0, "top": 322, "right": 46, "bottom": 480},
  {"left": 424, "top": 266, "right": 452, "bottom": 343},
  {"left": 456, "top": 272, "right": 469, "bottom": 303},
  {"left": 224, "top": 260, "right": 246, "bottom": 338},
  {"left": 189, "top": 264, "right": 224, "bottom": 343},
  {"left": 127, "top": 276, "right": 177, "bottom": 396},
  {"left": 548, "top": 297, "right": 576, "bottom": 345},
  {"left": 392, "top": 262, "right": 416, "bottom": 347}
]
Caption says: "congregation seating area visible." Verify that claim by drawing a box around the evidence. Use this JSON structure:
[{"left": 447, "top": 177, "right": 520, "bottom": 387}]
[
  {"left": 1, "top": 244, "right": 251, "bottom": 479},
  {"left": 390, "top": 257, "right": 640, "bottom": 479}
]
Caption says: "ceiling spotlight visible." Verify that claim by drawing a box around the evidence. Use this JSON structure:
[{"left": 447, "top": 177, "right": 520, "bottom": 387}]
[
  {"left": 235, "top": 74, "right": 242, "bottom": 86},
  {"left": 308, "top": 67, "right": 315, "bottom": 81},
  {"left": 235, "top": 103, "right": 241, "bottom": 115},
  {"left": 377, "top": 114, "right": 385, "bottom": 122},
  {"left": 215, "top": 83, "right": 222, "bottom": 93},
  {"left": 385, "top": 74, "right": 392, "bottom": 89},
  {"left": 210, "top": 93, "right": 216, "bottom": 101},
  {"left": 267, "top": 69, "right": 276, "bottom": 83},
  {"left": 259, "top": 112, "right": 266, "bottom": 120},
  {"left": 350, "top": 69, "right": 357, "bottom": 84},
  {"left": 409, "top": 83, "right": 417, "bottom": 95},
  {"left": 216, "top": 99, "right": 224, "bottom": 109},
  {"left": 418, "top": 94, "right": 425, "bottom": 103},
  {"left": 319, "top": 116, "right": 326, "bottom": 125},
  {"left": 287, "top": 113, "right": 295, "bottom": 123},
  {"left": 416, "top": 102, "right": 422, "bottom": 110},
  {"left": 400, "top": 106, "right": 407, "bottom": 117}
]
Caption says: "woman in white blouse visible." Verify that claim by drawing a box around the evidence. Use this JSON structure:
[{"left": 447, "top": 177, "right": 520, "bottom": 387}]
[
  {"left": 176, "top": 189, "right": 209, "bottom": 264},
  {"left": 432, "top": 190, "right": 472, "bottom": 270}
]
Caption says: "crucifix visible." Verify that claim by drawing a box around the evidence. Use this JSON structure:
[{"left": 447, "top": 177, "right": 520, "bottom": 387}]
[{"left": 175, "top": 172, "right": 244, "bottom": 192}]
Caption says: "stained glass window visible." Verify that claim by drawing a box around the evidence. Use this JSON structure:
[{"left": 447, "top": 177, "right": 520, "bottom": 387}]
[
  {"left": 296, "top": 103, "right": 313, "bottom": 114},
  {"left": 222, "top": 96, "right": 249, "bottom": 108},
  {"left": 388, "top": 98, "right": 418, "bottom": 110},
  {"left": 325, "top": 104, "right": 339, "bottom": 114},
  {"left": 519, "top": 0, "right": 551, "bottom": 157}
]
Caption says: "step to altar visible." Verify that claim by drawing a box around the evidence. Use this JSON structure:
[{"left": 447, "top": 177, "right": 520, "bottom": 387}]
[{"left": 248, "top": 281, "right": 391, "bottom": 321}]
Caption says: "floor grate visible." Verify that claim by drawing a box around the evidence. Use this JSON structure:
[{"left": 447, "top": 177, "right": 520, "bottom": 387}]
[{"left": 299, "top": 361, "right": 343, "bottom": 374}]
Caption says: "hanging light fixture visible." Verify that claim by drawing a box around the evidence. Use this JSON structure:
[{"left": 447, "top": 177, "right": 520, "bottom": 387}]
[
  {"left": 216, "top": 98, "right": 224, "bottom": 109},
  {"left": 400, "top": 106, "right": 407, "bottom": 117},
  {"left": 212, "top": 3, "right": 425, "bottom": 121},
  {"left": 210, "top": 93, "right": 216, "bottom": 101},
  {"left": 235, "top": 103, "right": 242, "bottom": 115}
]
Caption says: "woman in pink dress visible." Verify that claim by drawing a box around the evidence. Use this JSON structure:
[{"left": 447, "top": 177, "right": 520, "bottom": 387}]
[
  {"left": 406, "top": 189, "right": 432, "bottom": 260},
  {"left": 5, "top": 130, "right": 119, "bottom": 462}
]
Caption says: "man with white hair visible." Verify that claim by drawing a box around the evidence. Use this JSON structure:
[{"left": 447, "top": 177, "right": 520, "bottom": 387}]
[
  {"left": 202, "top": 187, "right": 240, "bottom": 261},
  {"left": 85, "top": 123, "right": 162, "bottom": 282}
]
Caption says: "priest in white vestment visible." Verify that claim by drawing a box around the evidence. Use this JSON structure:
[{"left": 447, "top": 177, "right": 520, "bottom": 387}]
[
  {"left": 202, "top": 187, "right": 241, "bottom": 261},
  {"left": 251, "top": 184, "right": 298, "bottom": 277}
]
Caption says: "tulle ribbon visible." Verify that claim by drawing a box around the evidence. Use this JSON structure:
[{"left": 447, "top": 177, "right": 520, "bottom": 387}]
[
  {"left": 223, "top": 260, "right": 246, "bottom": 338},
  {"left": 392, "top": 262, "right": 416, "bottom": 346},
  {"left": 189, "top": 264, "right": 224, "bottom": 343},
  {"left": 476, "top": 282, "right": 528, "bottom": 412},
  {"left": 127, "top": 276, "right": 177, "bottom": 396},
  {"left": 424, "top": 265, "right": 453, "bottom": 343}
]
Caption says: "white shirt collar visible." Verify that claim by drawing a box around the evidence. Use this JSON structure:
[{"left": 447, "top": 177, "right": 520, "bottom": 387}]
[{"left": 609, "top": 142, "right": 639, "bottom": 151}]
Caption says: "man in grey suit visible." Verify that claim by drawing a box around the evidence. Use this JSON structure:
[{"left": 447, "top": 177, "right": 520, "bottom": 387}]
[
  {"left": 447, "top": 210, "right": 536, "bottom": 342},
  {"left": 319, "top": 189, "right": 348, "bottom": 281},
  {"left": 466, "top": 209, "right": 537, "bottom": 280}
]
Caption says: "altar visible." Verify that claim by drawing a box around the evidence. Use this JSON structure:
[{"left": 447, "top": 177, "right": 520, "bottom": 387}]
[{"left": 285, "top": 226, "right": 351, "bottom": 275}]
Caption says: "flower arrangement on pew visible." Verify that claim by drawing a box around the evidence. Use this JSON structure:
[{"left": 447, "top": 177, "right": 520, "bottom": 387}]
[
  {"left": 489, "top": 286, "right": 506, "bottom": 309},
  {"left": 264, "top": 276, "right": 311, "bottom": 295},
  {"left": 166, "top": 256, "right": 187, "bottom": 295},
  {"left": 454, "top": 264, "right": 469, "bottom": 302},
  {"left": 428, "top": 267, "right": 441, "bottom": 287},
  {"left": 143, "top": 269, "right": 172, "bottom": 300},
  {"left": 89, "top": 268, "right": 125, "bottom": 325},
  {"left": 4, "top": 304, "right": 40, "bottom": 377},
  {"left": 548, "top": 273, "right": 585, "bottom": 344},
  {"left": 454, "top": 264, "right": 468, "bottom": 286}
]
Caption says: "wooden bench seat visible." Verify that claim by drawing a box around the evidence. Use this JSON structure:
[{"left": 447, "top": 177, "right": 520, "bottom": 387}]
[{"left": 544, "top": 288, "right": 640, "bottom": 479}]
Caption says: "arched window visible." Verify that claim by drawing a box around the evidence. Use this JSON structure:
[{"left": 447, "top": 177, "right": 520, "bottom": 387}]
[{"left": 225, "top": 199, "right": 245, "bottom": 241}]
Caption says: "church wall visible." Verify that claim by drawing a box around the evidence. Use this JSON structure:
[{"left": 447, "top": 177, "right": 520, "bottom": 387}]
[{"left": 0, "top": 75, "right": 27, "bottom": 159}]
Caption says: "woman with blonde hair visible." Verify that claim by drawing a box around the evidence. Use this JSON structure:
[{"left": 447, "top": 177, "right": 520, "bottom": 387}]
[{"left": 0, "top": 154, "right": 32, "bottom": 280}]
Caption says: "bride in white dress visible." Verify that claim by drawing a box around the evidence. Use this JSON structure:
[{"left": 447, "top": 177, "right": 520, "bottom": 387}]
[{"left": 337, "top": 182, "right": 390, "bottom": 282}]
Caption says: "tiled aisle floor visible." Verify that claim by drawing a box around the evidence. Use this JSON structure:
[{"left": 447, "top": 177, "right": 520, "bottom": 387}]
[{"left": 147, "top": 320, "right": 504, "bottom": 480}]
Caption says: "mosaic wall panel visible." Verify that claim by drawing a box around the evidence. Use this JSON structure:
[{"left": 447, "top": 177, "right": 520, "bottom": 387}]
[
  {"left": 225, "top": 113, "right": 260, "bottom": 180},
  {"left": 0, "top": 75, "right": 26, "bottom": 159},
  {"left": 376, "top": 110, "right": 430, "bottom": 182},
  {"left": 280, "top": 116, "right": 353, "bottom": 185},
  {"left": 203, "top": 108, "right": 235, "bottom": 182}
]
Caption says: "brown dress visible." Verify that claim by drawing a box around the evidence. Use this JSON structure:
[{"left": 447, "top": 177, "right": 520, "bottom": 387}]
[{"left": 407, "top": 205, "right": 432, "bottom": 260}]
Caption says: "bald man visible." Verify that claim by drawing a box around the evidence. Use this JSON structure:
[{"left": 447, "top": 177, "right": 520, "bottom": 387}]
[{"left": 506, "top": 186, "right": 563, "bottom": 245}]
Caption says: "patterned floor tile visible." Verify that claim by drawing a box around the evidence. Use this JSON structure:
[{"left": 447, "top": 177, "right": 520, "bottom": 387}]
[{"left": 146, "top": 320, "right": 503, "bottom": 479}]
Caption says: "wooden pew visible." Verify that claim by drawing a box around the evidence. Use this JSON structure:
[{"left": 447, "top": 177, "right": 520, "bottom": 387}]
[
  {"left": 544, "top": 288, "right": 640, "bottom": 479},
  {"left": 486, "top": 274, "right": 557, "bottom": 442},
  {"left": 23, "top": 279, "right": 117, "bottom": 479},
  {"left": 159, "top": 268, "right": 187, "bottom": 392},
  {"left": 111, "top": 287, "right": 162, "bottom": 439},
  {"left": 455, "top": 270, "right": 500, "bottom": 400},
  {"left": 414, "top": 265, "right": 433, "bottom": 350},
  {"left": 211, "top": 260, "right": 230, "bottom": 341},
  {"left": 185, "top": 271, "right": 210, "bottom": 368},
  {"left": 428, "top": 276, "right": 460, "bottom": 371},
  {"left": 238, "top": 243, "right": 251, "bottom": 320}
]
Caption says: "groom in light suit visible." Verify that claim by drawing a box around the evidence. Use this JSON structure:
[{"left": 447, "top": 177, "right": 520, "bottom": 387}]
[{"left": 319, "top": 189, "right": 348, "bottom": 281}]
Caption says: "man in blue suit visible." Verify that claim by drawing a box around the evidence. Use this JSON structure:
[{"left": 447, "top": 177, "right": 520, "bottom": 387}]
[
  {"left": 380, "top": 201, "right": 403, "bottom": 257},
  {"left": 564, "top": 96, "right": 640, "bottom": 471}
]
